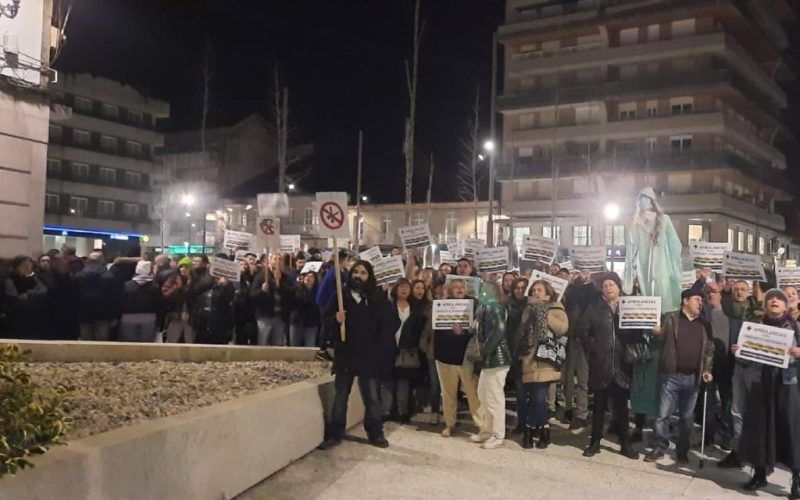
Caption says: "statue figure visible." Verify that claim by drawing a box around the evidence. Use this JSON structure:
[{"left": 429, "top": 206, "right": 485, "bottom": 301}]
[{"left": 623, "top": 187, "right": 683, "bottom": 313}]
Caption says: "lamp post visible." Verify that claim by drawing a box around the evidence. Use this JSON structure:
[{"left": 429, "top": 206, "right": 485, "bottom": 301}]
[{"left": 487, "top": 30, "right": 498, "bottom": 247}]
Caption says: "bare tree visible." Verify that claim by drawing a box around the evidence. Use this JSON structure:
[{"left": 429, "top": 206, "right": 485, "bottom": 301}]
[
  {"left": 403, "top": 0, "right": 423, "bottom": 224},
  {"left": 273, "top": 64, "right": 289, "bottom": 193},
  {"left": 457, "top": 83, "right": 482, "bottom": 236},
  {"left": 200, "top": 37, "right": 212, "bottom": 153}
]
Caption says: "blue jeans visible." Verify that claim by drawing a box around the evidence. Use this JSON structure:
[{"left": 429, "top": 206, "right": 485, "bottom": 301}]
[
  {"left": 653, "top": 374, "right": 700, "bottom": 454},
  {"left": 329, "top": 369, "right": 384, "bottom": 441},
  {"left": 256, "top": 315, "right": 286, "bottom": 346},
  {"left": 523, "top": 382, "right": 551, "bottom": 428},
  {"left": 289, "top": 323, "right": 318, "bottom": 347}
]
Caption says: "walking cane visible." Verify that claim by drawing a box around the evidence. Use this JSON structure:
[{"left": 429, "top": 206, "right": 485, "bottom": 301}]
[{"left": 699, "top": 385, "right": 708, "bottom": 469}]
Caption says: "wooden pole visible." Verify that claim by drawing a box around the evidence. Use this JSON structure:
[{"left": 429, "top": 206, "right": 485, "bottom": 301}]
[{"left": 333, "top": 237, "right": 346, "bottom": 342}]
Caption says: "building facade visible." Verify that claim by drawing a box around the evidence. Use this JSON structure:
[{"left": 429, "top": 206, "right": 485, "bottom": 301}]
[
  {"left": 497, "top": 0, "right": 798, "bottom": 268},
  {"left": 45, "top": 74, "right": 169, "bottom": 256}
]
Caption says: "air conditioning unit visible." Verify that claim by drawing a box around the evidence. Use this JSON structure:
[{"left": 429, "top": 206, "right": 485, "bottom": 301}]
[{"left": 2, "top": 31, "right": 19, "bottom": 68}]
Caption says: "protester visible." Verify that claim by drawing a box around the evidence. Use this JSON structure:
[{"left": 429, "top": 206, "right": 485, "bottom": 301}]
[
  {"left": 391, "top": 279, "right": 427, "bottom": 423},
  {"left": 44, "top": 255, "right": 79, "bottom": 340},
  {"left": 192, "top": 260, "right": 236, "bottom": 345},
  {"left": 644, "top": 289, "right": 714, "bottom": 464},
  {"left": 784, "top": 285, "right": 800, "bottom": 322},
  {"left": 164, "top": 258, "right": 193, "bottom": 343},
  {"left": 506, "top": 277, "right": 529, "bottom": 434},
  {"left": 562, "top": 270, "right": 595, "bottom": 432},
  {"left": 234, "top": 256, "right": 258, "bottom": 345},
  {"left": 119, "top": 260, "right": 161, "bottom": 342},
  {"left": 289, "top": 271, "right": 321, "bottom": 347},
  {"left": 501, "top": 272, "right": 516, "bottom": 298},
  {"left": 3, "top": 255, "right": 48, "bottom": 339},
  {"left": 251, "top": 253, "right": 294, "bottom": 346},
  {"left": 419, "top": 282, "right": 446, "bottom": 425},
  {"left": 456, "top": 258, "right": 476, "bottom": 277},
  {"left": 382, "top": 279, "right": 413, "bottom": 421},
  {"left": 73, "top": 251, "right": 120, "bottom": 341}
]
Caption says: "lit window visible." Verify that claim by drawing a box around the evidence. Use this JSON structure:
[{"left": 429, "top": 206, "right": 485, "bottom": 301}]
[
  {"left": 513, "top": 227, "right": 530, "bottom": 248},
  {"left": 688, "top": 224, "right": 704, "bottom": 242},
  {"left": 74, "top": 96, "right": 93, "bottom": 113},
  {"left": 737, "top": 230, "right": 745, "bottom": 252},
  {"left": 542, "top": 225, "right": 561, "bottom": 240},
  {"left": 73, "top": 129, "right": 91, "bottom": 146},
  {"left": 747, "top": 233, "right": 755, "bottom": 253},
  {"left": 670, "top": 97, "right": 694, "bottom": 115},
  {"left": 413, "top": 213, "right": 426, "bottom": 226},
  {"left": 98, "top": 200, "right": 115, "bottom": 217},
  {"left": 99, "top": 167, "right": 116, "bottom": 185},
  {"left": 758, "top": 236, "right": 766, "bottom": 255},
  {"left": 100, "top": 135, "right": 117, "bottom": 151},
  {"left": 445, "top": 212, "right": 457, "bottom": 238},
  {"left": 101, "top": 103, "right": 119, "bottom": 119},
  {"left": 619, "top": 102, "right": 637, "bottom": 120},
  {"left": 126, "top": 141, "right": 143, "bottom": 156},
  {"left": 646, "top": 100, "right": 658, "bottom": 117},
  {"left": 619, "top": 27, "right": 638, "bottom": 46},
  {"left": 646, "top": 137, "right": 657, "bottom": 152},
  {"left": 71, "top": 162, "right": 90, "bottom": 180},
  {"left": 727, "top": 228, "right": 735, "bottom": 245},
  {"left": 381, "top": 215, "right": 391, "bottom": 236},
  {"left": 303, "top": 207, "right": 315, "bottom": 226},
  {"left": 69, "top": 196, "right": 88, "bottom": 216},
  {"left": 605, "top": 225, "right": 625, "bottom": 246},
  {"left": 123, "top": 203, "right": 140, "bottom": 218},
  {"left": 573, "top": 225, "right": 592, "bottom": 246},
  {"left": 670, "top": 135, "right": 693, "bottom": 153},
  {"left": 124, "top": 171, "right": 141, "bottom": 187}
]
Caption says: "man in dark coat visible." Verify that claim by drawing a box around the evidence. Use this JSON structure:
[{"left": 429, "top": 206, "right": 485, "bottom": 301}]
[
  {"left": 319, "top": 260, "right": 399, "bottom": 450},
  {"left": 73, "top": 251, "right": 122, "bottom": 341}
]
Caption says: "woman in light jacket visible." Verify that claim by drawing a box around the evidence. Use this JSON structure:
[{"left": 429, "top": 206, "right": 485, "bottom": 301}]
[{"left": 517, "top": 280, "right": 568, "bottom": 449}]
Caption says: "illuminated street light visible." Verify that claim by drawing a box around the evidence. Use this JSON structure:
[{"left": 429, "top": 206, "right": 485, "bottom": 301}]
[
  {"left": 483, "top": 140, "right": 496, "bottom": 152},
  {"left": 361, "top": 195, "right": 369, "bottom": 203},
  {"left": 604, "top": 203, "right": 620, "bottom": 221},
  {"left": 478, "top": 154, "right": 486, "bottom": 161},
  {"left": 182, "top": 193, "right": 195, "bottom": 206},
  {"left": 245, "top": 204, "right": 253, "bottom": 210},
  {"left": 288, "top": 183, "right": 296, "bottom": 191},
  {"left": 185, "top": 211, "right": 191, "bottom": 218}
]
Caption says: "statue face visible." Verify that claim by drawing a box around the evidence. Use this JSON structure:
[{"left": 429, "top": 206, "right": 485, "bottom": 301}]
[{"left": 638, "top": 195, "right": 653, "bottom": 211}]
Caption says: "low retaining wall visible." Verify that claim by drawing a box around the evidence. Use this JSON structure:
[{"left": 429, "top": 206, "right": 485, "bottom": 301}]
[{"left": 1, "top": 375, "right": 365, "bottom": 500}]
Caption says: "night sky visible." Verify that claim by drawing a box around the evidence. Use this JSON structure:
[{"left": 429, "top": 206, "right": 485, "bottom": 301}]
[{"left": 55, "top": 0, "right": 504, "bottom": 203}]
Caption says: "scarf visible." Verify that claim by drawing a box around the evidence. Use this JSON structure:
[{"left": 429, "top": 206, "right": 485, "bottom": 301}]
[
  {"left": 763, "top": 313, "right": 799, "bottom": 384},
  {"left": 517, "top": 302, "right": 550, "bottom": 358}
]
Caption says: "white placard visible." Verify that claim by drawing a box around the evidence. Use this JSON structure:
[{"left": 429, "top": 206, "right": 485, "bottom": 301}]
[
  {"left": 525, "top": 270, "right": 568, "bottom": 301},
  {"left": 209, "top": 256, "right": 240, "bottom": 283},
  {"left": 568, "top": 246, "right": 607, "bottom": 272},
  {"left": 223, "top": 230, "right": 253, "bottom": 251},
  {"left": 254, "top": 217, "right": 281, "bottom": 252},
  {"left": 445, "top": 275, "right": 482, "bottom": 298},
  {"left": 373, "top": 255, "right": 405, "bottom": 285},
  {"left": 619, "top": 296, "right": 661, "bottom": 329},
  {"left": 521, "top": 236, "right": 558, "bottom": 264},
  {"left": 777, "top": 267, "right": 800, "bottom": 288},
  {"left": 300, "top": 261, "right": 323, "bottom": 274},
  {"left": 398, "top": 223, "right": 433, "bottom": 250},
  {"left": 559, "top": 260, "right": 574, "bottom": 272},
  {"left": 234, "top": 250, "right": 250, "bottom": 262},
  {"left": 681, "top": 270, "right": 698, "bottom": 290},
  {"left": 257, "top": 193, "right": 290, "bottom": 217},
  {"left": 438, "top": 250, "right": 456, "bottom": 266},
  {"left": 462, "top": 238, "right": 485, "bottom": 259},
  {"left": 359, "top": 246, "right": 383, "bottom": 264},
  {"left": 736, "top": 321, "right": 796, "bottom": 368},
  {"left": 723, "top": 251, "right": 766, "bottom": 281},
  {"left": 279, "top": 234, "right": 302, "bottom": 254},
  {"left": 690, "top": 242, "right": 731, "bottom": 271},
  {"left": 316, "top": 192, "right": 350, "bottom": 238},
  {"left": 475, "top": 247, "right": 510, "bottom": 273},
  {"left": 432, "top": 299, "right": 474, "bottom": 329}
]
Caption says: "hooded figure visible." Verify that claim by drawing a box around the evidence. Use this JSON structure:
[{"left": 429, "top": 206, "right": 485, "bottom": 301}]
[{"left": 623, "top": 187, "right": 683, "bottom": 313}]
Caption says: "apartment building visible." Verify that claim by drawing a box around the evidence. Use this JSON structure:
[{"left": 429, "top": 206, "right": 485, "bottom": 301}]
[
  {"left": 45, "top": 74, "right": 169, "bottom": 256},
  {"left": 497, "top": 0, "right": 798, "bottom": 267}
]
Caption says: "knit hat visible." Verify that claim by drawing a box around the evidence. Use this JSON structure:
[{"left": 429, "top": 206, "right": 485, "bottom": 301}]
[
  {"left": 178, "top": 257, "right": 193, "bottom": 269},
  {"left": 681, "top": 288, "right": 702, "bottom": 301},
  {"left": 765, "top": 288, "right": 788, "bottom": 304},
  {"left": 135, "top": 260, "right": 152, "bottom": 276}
]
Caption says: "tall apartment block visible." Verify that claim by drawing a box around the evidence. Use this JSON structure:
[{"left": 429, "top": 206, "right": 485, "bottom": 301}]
[
  {"left": 497, "top": 0, "right": 797, "bottom": 269},
  {"left": 45, "top": 74, "right": 169, "bottom": 256}
]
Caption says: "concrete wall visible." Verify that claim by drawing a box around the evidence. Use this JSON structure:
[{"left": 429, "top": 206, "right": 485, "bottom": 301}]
[{"left": 0, "top": 374, "right": 365, "bottom": 500}]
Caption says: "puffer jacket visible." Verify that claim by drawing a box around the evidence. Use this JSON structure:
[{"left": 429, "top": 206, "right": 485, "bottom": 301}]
[
  {"left": 519, "top": 301, "right": 569, "bottom": 383},
  {"left": 580, "top": 296, "right": 638, "bottom": 391},
  {"left": 476, "top": 301, "right": 510, "bottom": 369}
]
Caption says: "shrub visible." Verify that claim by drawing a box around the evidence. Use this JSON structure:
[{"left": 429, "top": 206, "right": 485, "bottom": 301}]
[{"left": 0, "top": 344, "right": 70, "bottom": 478}]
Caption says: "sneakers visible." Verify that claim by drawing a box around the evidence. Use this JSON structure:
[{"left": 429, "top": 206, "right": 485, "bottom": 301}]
[
  {"left": 481, "top": 436, "right": 504, "bottom": 449},
  {"left": 470, "top": 431, "right": 492, "bottom": 443},
  {"left": 643, "top": 449, "right": 665, "bottom": 463},
  {"left": 717, "top": 450, "right": 741, "bottom": 469},
  {"left": 441, "top": 427, "right": 454, "bottom": 438},
  {"left": 318, "top": 437, "right": 342, "bottom": 450},
  {"left": 582, "top": 440, "right": 601, "bottom": 457},
  {"left": 569, "top": 418, "right": 588, "bottom": 435},
  {"left": 369, "top": 436, "right": 389, "bottom": 449}
]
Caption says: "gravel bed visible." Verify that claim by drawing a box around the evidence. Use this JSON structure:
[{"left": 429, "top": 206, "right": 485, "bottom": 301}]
[{"left": 25, "top": 360, "right": 330, "bottom": 439}]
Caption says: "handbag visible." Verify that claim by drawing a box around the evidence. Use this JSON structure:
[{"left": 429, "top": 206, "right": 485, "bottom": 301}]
[
  {"left": 624, "top": 341, "right": 653, "bottom": 364},
  {"left": 465, "top": 334, "right": 483, "bottom": 363},
  {"left": 395, "top": 348, "right": 421, "bottom": 369},
  {"left": 534, "top": 331, "right": 568, "bottom": 368}
]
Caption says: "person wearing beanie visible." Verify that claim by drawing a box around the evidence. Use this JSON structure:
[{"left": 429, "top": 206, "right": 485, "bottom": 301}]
[
  {"left": 119, "top": 259, "right": 161, "bottom": 342},
  {"left": 734, "top": 288, "right": 800, "bottom": 498},
  {"left": 164, "top": 257, "right": 195, "bottom": 343},
  {"left": 644, "top": 289, "right": 714, "bottom": 464}
]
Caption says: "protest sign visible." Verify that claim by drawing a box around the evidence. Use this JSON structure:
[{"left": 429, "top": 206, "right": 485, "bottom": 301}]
[
  {"left": 462, "top": 238, "right": 485, "bottom": 259},
  {"left": 475, "top": 247, "right": 510, "bottom": 273},
  {"left": 254, "top": 217, "right": 281, "bottom": 252},
  {"left": 722, "top": 251, "right": 766, "bottom": 281},
  {"left": 223, "top": 230, "right": 253, "bottom": 251},
  {"left": 359, "top": 246, "right": 383, "bottom": 264},
  {"left": 257, "top": 193, "right": 290, "bottom": 217},
  {"left": 209, "top": 256, "right": 240, "bottom": 283},
  {"left": 445, "top": 274, "right": 481, "bottom": 298},
  {"left": 315, "top": 192, "right": 349, "bottom": 239},
  {"left": 525, "top": 270, "right": 568, "bottom": 301},
  {"left": 438, "top": 250, "right": 456, "bottom": 266},
  {"left": 432, "top": 299, "right": 474, "bottom": 329},
  {"left": 234, "top": 250, "right": 250, "bottom": 262},
  {"left": 559, "top": 260, "right": 574, "bottom": 272},
  {"left": 619, "top": 296, "right": 661, "bottom": 329},
  {"left": 373, "top": 255, "right": 405, "bottom": 285},
  {"left": 300, "top": 261, "right": 323, "bottom": 274},
  {"left": 776, "top": 267, "right": 800, "bottom": 288},
  {"left": 398, "top": 223, "right": 433, "bottom": 250},
  {"left": 681, "top": 270, "right": 697, "bottom": 290},
  {"left": 736, "top": 321, "right": 796, "bottom": 368},
  {"left": 568, "top": 246, "right": 607, "bottom": 272},
  {"left": 279, "top": 234, "right": 302, "bottom": 254},
  {"left": 521, "top": 235, "right": 558, "bottom": 264},
  {"left": 690, "top": 242, "right": 731, "bottom": 271}
]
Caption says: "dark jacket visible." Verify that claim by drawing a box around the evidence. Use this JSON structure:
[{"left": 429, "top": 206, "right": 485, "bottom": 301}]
[
  {"left": 581, "top": 296, "right": 637, "bottom": 391},
  {"left": 73, "top": 262, "right": 122, "bottom": 322},
  {"left": 476, "top": 301, "right": 510, "bottom": 369},
  {"left": 653, "top": 310, "right": 714, "bottom": 385},
  {"left": 44, "top": 271, "right": 79, "bottom": 340},
  {"left": 505, "top": 297, "right": 527, "bottom": 356},
  {"left": 250, "top": 270, "right": 293, "bottom": 321},
  {"left": 392, "top": 301, "right": 427, "bottom": 380},
  {"left": 3, "top": 274, "right": 48, "bottom": 339},
  {"left": 325, "top": 288, "right": 399, "bottom": 379},
  {"left": 122, "top": 278, "right": 162, "bottom": 315},
  {"left": 193, "top": 280, "right": 236, "bottom": 344},
  {"left": 292, "top": 285, "right": 321, "bottom": 328}
]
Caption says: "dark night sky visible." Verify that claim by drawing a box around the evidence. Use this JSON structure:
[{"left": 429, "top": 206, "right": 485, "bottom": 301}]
[{"left": 55, "top": 0, "right": 504, "bottom": 203}]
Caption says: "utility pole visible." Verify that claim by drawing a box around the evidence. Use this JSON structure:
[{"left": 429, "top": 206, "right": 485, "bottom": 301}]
[
  {"left": 403, "top": 0, "right": 422, "bottom": 225},
  {"left": 487, "top": 31, "right": 498, "bottom": 246},
  {"left": 354, "top": 130, "right": 364, "bottom": 252},
  {"left": 274, "top": 65, "right": 289, "bottom": 194}
]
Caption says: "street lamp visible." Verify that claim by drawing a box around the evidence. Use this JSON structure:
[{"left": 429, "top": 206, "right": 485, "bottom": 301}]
[
  {"left": 288, "top": 183, "right": 296, "bottom": 191},
  {"left": 361, "top": 195, "right": 369, "bottom": 203},
  {"left": 483, "top": 140, "right": 496, "bottom": 153},
  {"left": 245, "top": 204, "right": 253, "bottom": 210},
  {"left": 604, "top": 203, "right": 620, "bottom": 221},
  {"left": 182, "top": 193, "right": 195, "bottom": 206}
]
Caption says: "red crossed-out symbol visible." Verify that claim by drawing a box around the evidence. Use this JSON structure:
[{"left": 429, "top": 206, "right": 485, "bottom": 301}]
[
  {"left": 259, "top": 218, "right": 275, "bottom": 235},
  {"left": 320, "top": 201, "right": 344, "bottom": 230}
]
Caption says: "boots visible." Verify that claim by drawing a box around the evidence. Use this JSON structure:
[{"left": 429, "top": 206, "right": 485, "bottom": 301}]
[
  {"left": 582, "top": 438, "right": 601, "bottom": 457},
  {"left": 717, "top": 450, "right": 741, "bottom": 469},
  {"left": 521, "top": 428, "right": 534, "bottom": 449},
  {"left": 791, "top": 471, "right": 800, "bottom": 500},
  {"left": 536, "top": 427, "right": 551, "bottom": 449},
  {"left": 743, "top": 467, "right": 768, "bottom": 491},
  {"left": 620, "top": 439, "right": 639, "bottom": 460}
]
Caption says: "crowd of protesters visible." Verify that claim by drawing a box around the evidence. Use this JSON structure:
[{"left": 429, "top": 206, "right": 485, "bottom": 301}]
[{"left": 3, "top": 242, "right": 800, "bottom": 497}]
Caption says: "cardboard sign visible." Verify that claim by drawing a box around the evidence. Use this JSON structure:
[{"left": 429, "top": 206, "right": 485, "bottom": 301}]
[
  {"left": 690, "top": 242, "right": 731, "bottom": 271},
  {"left": 722, "top": 251, "right": 766, "bottom": 281},
  {"left": 223, "top": 230, "right": 253, "bottom": 251},
  {"left": 445, "top": 274, "right": 481, "bottom": 298},
  {"left": 209, "top": 256, "right": 240, "bottom": 283},
  {"left": 432, "top": 299, "right": 474, "bottom": 329},
  {"left": 398, "top": 223, "right": 433, "bottom": 250},
  {"left": 279, "top": 234, "right": 302, "bottom": 254},
  {"left": 681, "top": 270, "right": 698, "bottom": 290},
  {"left": 316, "top": 192, "right": 349, "bottom": 239},
  {"left": 619, "top": 296, "right": 661, "bottom": 329},
  {"left": 568, "top": 246, "right": 607, "bottom": 272},
  {"left": 475, "top": 246, "right": 510, "bottom": 273},
  {"left": 521, "top": 236, "right": 558, "bottom": 265},
  {"left": 461, "top": 238, "right": 486, "bottom": 259},
  {"left": 373, "top": 255, "right": 405, "bottom": 285},
  {"left": 234, "top": 250, "right": 250, "bottom": 262},
  {"left": 254, "top": 217, "right": 281, "bottom": 252},
  {"left": 257, "top": 193, "right": 290, "bottom": 217},
  {"left": 559, "top": 260, "right": 574, "bottom": 272},
  {"left": 776, "top": 267, "right": 800, "bottom": 288},
  {"left": 736, "top": 321, "right": 796, "bottom": 368},
  {"left": 300, "top": 261, "right": 323, "bottom": 274},
  {"left": 438, "top": 250, "right": 456, "bottom": 266},
  {"left": 525, "top": 270, "right": 568, "bottom": 301},
  {"left": 359, "top": 246, "right": 383, "bottom": 264}
]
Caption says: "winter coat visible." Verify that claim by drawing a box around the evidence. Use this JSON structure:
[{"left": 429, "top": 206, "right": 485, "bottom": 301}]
[
  {"left": 3, "top": 275, "right": 48, "bottom": 339},
  {"left": 122, "top": 278, "right": 162, "bottom": 315},
  {"left": 292, "top": 285, "right": 321, "bottom": 328},
  {"left": 250, "top": 270, "right": 294, "bottom": 322},
  {"left": 392, "top": 302, "right": 427, "bottom": 380},
  {"left": 193, "top": 280, "right": 236, "bottom": 344},
  {"left": 653, "top": 310, "right": 714, "bottom": 384},
  {"left": 44, "top": 271, "right": 80, "bottom": 340},
  {"left": 581, "top": 296, "right": 638, "bottom": 391},
  {"left": 476, "top": 301, "right": 510, "bottom": 370},
  {"left": 519, "top": 301, "right": 569, "bottom": 384},
  {"left": 325, "top": 288, "right": 399, "bottom": 379},
  {"left": 72, "top": 262, "right": 122, "bottom": 322},
  {"left": 505, "top": 298, "right": 528, "bottom": 356}
]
